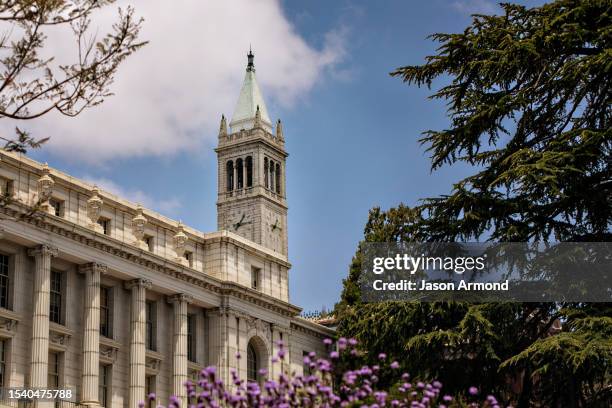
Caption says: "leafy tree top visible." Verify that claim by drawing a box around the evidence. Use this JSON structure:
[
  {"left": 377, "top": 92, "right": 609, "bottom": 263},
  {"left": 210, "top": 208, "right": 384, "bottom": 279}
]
[{"left": 391, "top": 0, "right": 611, "bottom": 242}]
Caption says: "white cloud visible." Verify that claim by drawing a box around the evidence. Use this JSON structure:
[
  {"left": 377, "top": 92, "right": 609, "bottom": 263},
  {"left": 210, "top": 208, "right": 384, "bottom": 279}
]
[
  {"left": 84, "top": 176, "right": 182, "bottom": 215},
  {"left": 6, "top": 0, "right": 347, "bottom": 163},
  {"left": 451, "top": 0, "right": 499, "bottom": 15}
]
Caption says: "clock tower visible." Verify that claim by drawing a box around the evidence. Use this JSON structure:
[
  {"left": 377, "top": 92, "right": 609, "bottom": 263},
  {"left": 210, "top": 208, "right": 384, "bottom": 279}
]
[{"left": 215, "top": 50, "right": 288, "bottom": 256}]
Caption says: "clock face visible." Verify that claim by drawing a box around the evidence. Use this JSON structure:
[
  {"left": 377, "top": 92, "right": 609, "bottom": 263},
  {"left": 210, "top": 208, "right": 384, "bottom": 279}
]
[
  {"left": 227, "top": 211, "right": 250, "bottom": 232},
  {"left": 266, "top": 214, "right": 283, "bottom": 253}
]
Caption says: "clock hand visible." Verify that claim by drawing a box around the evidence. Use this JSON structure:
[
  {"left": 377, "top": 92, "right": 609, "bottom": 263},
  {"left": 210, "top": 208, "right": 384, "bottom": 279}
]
[{"left": 233, "top": 214, "right": 247, "bottom": 230}]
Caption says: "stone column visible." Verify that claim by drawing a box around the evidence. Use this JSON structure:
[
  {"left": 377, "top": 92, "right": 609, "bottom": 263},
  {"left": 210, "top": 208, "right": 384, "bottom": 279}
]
[
  {"left": 125, "top": 279, "right": 152, "bottom": 408},
  {"left": 28, "top": 245, "right": 58, "bottom": 389},
  {"left": 242, "top": 160, "right": 247, "bottom": 190},
  {"left": 168, "top": 294, "right": 192, "bottom": 405},
  {"left": 79, "top": 263, "right": 107, "bottom": 406},
  {"left": 233, "top": 164, "right": 238, "bottom": 191}
]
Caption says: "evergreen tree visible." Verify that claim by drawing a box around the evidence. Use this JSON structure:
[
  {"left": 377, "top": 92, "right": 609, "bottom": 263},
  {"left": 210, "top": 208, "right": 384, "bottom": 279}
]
[{"left": 336, "top": 1, "right": 611, "bottom": 406}]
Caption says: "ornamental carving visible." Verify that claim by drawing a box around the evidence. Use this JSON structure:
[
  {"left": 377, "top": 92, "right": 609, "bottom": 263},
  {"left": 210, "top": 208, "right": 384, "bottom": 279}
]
[
  {"left": 0, "top": 312, "right": 18, "bottom": 337},
  {"left": 28, "top": 244, "right": 59, "bottom": 258},
  {"left": 37, "top": 163, "right": 54, "bottom": 200},
  {"left": 49, "top": 324, "right": 73, "bottom": 350},
  {"left": 167, "top": 293, "right": 193, "bottom": 306},
  {"left": 131, "top": 204, "right": 148, "bottom": 248},
  {"left": 124, "top": 278, "right": 153, "bottom": 291},
  {"left": 145, "top": 351, "right": 163, "bottom": 374},
  {"left": 86, "top": 186, "right": 104, "bottom": 232},
  {"left": 276, "top": 119, "right": 284, "bottom": 141},
  {"left": 246, "top": 317, "right": 272, "bottom": 343},
  {"left": 173, "top": 221, "right": 188, "bottom": 263},
  {"left": 99, "top": 340, "right": 120, "bottom": 364}
]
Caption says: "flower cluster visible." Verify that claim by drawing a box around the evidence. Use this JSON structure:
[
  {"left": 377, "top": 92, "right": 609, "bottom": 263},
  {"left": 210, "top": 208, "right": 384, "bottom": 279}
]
[{"left": 142, "top": 338, "right": 507, "bottom": 408}]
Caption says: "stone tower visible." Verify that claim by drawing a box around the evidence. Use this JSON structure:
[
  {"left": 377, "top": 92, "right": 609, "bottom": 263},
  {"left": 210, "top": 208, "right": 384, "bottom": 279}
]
[{"left": 216, "top": 51, "right": 288, "bottom": 255}]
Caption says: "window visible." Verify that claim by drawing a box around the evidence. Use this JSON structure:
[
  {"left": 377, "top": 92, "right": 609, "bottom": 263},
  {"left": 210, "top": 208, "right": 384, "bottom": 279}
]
[
  {"left": 0, "top": 339, "right": 7, "bottom": 387},
  {"left": 144, "top": 236, "right": 154, "bottom": 252},
  {"left": 1, "top": 178, "right": 14, "bottom": 198},
  {"left": 246, "top": 156, "right": 253, "bottom": 187},
  {"left": 49, "top": 199, "right": 64, "bottom": 217},
  {"left": 100, "top": 287, "right": 112, "bottom": 338},
  {"left": 0, "top": 254, "right": 10, "bottom": 309},
  {"left": 3, "top": 179, "right": 13, "bottom": 197},
  {"left": 145, "top": 375, "right": 156, "bottom": 408},
  {"left": 99, "top": 365, "right": 110, "bottom": 407},
  {"left": 48, "top": 352, "right": 61, "bottom": 387},
  {"left": 184, "top": 251, "right": 193, "bottom": 268},
  {"left": 50, "top": 271, "right": 63, "bottom": 324},
  {"left": 264, "top": 158, "right": 268, "bottom": 189},
  {"left": 251, "top": 267, "right": 261, "bottom": 290},
  {"left": 269, "top": 160, "right": 275, "bottom": 192},
  {"left": 275, "top": 163, "right": 281, "bottom": 195},
  {"left": 247, "top": 342, "right": 258, "bottom": 383},
  {"left": 226, "top": 160, "right": 234, "bottom": 191},
  {"left": 236, "top": 158, "right": 244, "bottom": 189},
  {"left": 187, "top": 314, "right": 196, "bottom": 362},
  {"left": 145, "top": 301, "right": 156, "bottom": 351},
  {"left": 98, "top": 218, "right": 110, "bottom": 236}
]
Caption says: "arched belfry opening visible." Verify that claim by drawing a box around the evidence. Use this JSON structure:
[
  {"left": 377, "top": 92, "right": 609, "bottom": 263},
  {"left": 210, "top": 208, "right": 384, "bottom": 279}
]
[{"left": 226, "top": 160, "right": 234, "bottom": 191}]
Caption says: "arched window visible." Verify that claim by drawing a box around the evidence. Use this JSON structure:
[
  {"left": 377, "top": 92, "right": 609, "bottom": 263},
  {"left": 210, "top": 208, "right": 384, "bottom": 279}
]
[
  {"left": 269, "top": 160, "right": 275, "bottom": 192},
  {"left": 236, "top": 158, "right": 244, "bottom": 189},
  {"left": 264, "top": 158, "right": 269, "bottom": 189},
  {"left": 246, "top": 156, "right": 253, "bottom": 188},
  {"left": 247, "top": 342, "right": 258, "bottom": 383},
  {"left": 226, "top": 161, "right": 234, "bottom": 191},
  {"left": 275, "top": 163, "right": 281, "bottom": 195}
]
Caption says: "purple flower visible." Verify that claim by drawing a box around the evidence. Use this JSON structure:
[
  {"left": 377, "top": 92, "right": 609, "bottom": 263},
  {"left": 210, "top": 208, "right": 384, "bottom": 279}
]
[
  {"left": 323, "top": 338, "right": 333, "bottom": 345},
  {"left": 378, "top": 352, "right": 387, "bottom": 360},
  {"left": 152, "top": 339, "right": 501, "bottom": 408}
]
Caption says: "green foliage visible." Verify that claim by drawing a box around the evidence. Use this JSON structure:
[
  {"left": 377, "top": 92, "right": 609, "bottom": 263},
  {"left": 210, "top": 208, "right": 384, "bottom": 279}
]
[
  {"left": 389, "top": 0, "right": 611, "bottom": 242},
  {"left": 336, "top": 1, "right": 611, "bottom": 406}
]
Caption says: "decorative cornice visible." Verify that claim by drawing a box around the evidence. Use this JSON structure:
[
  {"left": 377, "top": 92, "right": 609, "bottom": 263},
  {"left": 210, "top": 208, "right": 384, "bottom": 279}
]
[
  {"left": 124, "top": 278, "right": 153, "bottom": 291},
  {"left": 28, "top": 244, "right": 58, "bottom": 258}
]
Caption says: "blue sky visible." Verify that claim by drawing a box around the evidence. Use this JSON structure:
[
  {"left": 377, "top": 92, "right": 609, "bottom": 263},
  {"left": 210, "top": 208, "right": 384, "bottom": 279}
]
[{"left": 25, "top": 0, "right": 542, "bottom": 311}]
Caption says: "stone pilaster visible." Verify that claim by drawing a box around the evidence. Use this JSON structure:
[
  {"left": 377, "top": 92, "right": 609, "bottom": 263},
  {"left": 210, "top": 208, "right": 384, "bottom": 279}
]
[
  {"left": 27, "top": 244, "right": 58, "bottom": 389},
  {"left": 125, "top": 278, "right": 152, "bottom": 408},
  {"left": 207, "top": 306, "right": 231, "bottom": 385},
  {"left": 79, "top": 262, "right": 108, "bottom": 406},
  {"left": 167, "top": 294, "right": 192, "bottom": 405}
]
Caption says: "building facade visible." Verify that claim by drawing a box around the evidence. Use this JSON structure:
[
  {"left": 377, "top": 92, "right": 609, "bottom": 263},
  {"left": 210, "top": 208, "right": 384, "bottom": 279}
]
[{"left": 0, "top": 52, "right": 332, "bottom": 408}]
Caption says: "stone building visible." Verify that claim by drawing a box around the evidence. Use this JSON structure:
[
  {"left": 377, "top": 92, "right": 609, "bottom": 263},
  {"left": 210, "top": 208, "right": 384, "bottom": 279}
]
[{"left": 0, "top": 51, "right": 332, "bottom": 407}]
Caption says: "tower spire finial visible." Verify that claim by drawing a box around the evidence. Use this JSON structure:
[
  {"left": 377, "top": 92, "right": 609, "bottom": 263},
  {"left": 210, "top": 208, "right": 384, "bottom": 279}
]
[{"left": 247, "top": 47, "right": 255, "bottom": 72}]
